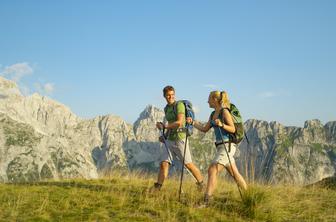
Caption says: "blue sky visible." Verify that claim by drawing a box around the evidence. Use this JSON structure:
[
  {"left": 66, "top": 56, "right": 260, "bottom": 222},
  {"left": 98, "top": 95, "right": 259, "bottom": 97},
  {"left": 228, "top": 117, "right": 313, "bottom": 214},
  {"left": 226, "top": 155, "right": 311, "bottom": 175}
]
[{"left": 1, "top": 0, "right": 335, "bottom": 126}]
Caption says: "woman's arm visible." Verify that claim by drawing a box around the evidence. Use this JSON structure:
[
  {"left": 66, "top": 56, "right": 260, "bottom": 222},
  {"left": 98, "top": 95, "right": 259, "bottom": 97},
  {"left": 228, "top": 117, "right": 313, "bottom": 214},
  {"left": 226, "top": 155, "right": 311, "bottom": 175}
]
[
  {"left": 220, "top": 109, "right": 236, "bottom": 133},
  {"left": 193, "top": 118, "right": 211, "bottom": 133}
]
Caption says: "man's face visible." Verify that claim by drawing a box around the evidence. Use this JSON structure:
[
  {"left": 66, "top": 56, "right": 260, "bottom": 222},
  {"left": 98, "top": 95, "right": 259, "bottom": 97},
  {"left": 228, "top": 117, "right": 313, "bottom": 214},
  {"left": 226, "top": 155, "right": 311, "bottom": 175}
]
[{"left": 165, "top": 90, "right": 175, "bottom": 105}]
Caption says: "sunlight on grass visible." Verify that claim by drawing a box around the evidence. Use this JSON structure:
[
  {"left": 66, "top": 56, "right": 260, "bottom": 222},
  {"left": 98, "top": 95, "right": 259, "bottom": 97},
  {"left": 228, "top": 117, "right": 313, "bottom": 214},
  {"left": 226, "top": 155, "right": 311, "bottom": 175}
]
[{"left": 0, "top": 171, "right": 335, "bottom": 221}]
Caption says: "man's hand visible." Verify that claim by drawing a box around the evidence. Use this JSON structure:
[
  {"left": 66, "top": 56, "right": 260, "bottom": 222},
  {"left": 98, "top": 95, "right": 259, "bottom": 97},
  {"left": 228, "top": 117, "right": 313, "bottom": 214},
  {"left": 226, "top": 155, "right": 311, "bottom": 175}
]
[
  {"left": 159, "top": 136, "right": 165, "bottom": 143},
  {"left": 156, "top": 122, "right": 165, "bottom": 130},
  {"left": 186, "top": 117, "right": 193, "bottom": 124}
]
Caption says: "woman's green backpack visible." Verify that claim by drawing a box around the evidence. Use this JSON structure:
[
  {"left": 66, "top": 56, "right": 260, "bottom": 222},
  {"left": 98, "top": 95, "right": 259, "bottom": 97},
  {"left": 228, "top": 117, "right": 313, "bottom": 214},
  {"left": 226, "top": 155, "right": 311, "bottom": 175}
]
[{"left": 226, "top": 103, "right": 245, "bottom": 144}]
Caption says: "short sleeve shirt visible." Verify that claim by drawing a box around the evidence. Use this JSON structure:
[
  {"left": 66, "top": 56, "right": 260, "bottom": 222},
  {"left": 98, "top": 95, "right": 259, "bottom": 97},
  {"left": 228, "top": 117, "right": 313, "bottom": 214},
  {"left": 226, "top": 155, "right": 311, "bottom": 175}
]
[{"left": 165, "top": 101, "right": 186, "bottom": 141}]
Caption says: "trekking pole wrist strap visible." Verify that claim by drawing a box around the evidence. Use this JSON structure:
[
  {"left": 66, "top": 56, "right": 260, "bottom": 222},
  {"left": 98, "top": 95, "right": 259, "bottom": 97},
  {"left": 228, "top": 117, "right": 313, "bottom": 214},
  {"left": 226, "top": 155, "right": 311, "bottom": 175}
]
[{"left": 159, "top": 122, "right": 166, "bottom": 130}]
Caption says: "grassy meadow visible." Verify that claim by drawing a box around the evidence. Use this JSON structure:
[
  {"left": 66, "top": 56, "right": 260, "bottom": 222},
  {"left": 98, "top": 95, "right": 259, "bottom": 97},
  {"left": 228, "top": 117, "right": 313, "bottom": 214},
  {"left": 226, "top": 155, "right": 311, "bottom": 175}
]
[{"left": 0, "top": 171, "right": 335, "bottom": 222}]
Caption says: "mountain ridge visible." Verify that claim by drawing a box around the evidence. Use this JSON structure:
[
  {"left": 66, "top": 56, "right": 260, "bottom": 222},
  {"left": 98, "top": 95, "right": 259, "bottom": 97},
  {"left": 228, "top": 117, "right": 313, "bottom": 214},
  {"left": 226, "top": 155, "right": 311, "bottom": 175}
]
[{"left": 1, "top": 76, "right": 335, "bottom": 185}]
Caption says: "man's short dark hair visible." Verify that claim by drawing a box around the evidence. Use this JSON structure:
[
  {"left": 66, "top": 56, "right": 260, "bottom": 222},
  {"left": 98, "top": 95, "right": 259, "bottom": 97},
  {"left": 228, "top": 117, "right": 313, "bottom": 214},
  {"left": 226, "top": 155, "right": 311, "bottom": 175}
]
[{"left": 163, "top": 85, "right": 175, "bottom": 97}]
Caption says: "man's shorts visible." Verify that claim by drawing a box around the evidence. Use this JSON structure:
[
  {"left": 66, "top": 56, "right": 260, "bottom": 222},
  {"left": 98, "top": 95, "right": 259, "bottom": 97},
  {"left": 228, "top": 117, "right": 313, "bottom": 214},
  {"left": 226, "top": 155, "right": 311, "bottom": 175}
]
[
  {"left": 212, "top": 142, "right": 236, "bottom": 166},
  {"left": 161, "top": 139, "right": 193, "bottom": 165}
]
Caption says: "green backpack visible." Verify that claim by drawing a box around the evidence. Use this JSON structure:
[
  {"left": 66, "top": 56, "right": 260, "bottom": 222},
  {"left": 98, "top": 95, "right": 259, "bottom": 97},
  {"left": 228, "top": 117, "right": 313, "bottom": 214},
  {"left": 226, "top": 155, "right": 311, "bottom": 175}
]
[{"left": 226, "top": 104, "right": 246, "bottom": 144}]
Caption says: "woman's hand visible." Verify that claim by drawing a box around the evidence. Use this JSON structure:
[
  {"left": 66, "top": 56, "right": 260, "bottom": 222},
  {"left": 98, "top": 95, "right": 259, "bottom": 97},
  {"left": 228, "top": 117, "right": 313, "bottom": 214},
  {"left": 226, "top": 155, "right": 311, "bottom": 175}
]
[{"left": 214, "top": 119, "right": 223, "bottom": 127}]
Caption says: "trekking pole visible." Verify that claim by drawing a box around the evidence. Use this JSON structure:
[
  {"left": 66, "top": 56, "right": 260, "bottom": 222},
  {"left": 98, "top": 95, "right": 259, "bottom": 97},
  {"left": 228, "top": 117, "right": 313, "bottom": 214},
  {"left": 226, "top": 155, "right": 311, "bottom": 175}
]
[
  {"left": 160, "top": 130, "right": 174, "bottom": 166},
  {"left": 217, "top": 125, "right": 243, "bottom": 200},
  {"left": 178, "top": 132, "right": 188, "bottom": 202},
  {"left": 159, "top": 129, "right": 197, "bottom": 182}
]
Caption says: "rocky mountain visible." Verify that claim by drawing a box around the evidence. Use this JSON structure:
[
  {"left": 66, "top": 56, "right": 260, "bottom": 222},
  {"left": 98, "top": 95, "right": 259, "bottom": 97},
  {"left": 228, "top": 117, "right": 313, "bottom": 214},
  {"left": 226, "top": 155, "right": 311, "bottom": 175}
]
[
  {"left": 1, "top": 76, "right": 335, "bottom": 185},
  {"left": 236, "top": 119, "right": 336, "bottom": 185},
  {"left": 0, "top": 76, "right": 171, "bottom": 182}
]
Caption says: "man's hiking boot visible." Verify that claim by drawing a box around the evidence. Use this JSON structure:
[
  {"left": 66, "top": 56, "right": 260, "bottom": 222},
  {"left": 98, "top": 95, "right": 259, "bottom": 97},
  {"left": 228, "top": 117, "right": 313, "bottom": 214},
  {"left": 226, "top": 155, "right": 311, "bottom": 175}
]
[
  {"left": 149, "top": 182, "right": 162, "bottom": 193},
  {"left": 196, "top": 181, "right": 205, "bottom": 192}
]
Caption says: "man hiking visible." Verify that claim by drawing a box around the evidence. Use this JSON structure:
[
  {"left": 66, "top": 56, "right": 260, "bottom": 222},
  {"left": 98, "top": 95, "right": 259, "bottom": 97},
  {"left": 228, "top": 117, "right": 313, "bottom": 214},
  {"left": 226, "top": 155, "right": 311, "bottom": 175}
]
[{"left": 151, "top": 85, "right": 204, "bottom": 191}]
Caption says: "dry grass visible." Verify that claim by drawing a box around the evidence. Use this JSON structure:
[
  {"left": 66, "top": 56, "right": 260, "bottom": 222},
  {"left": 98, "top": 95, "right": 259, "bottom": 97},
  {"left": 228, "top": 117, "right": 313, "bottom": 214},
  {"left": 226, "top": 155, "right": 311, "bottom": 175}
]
[{"left": 0, "top": 171, "right": 335, "bottom": 221}]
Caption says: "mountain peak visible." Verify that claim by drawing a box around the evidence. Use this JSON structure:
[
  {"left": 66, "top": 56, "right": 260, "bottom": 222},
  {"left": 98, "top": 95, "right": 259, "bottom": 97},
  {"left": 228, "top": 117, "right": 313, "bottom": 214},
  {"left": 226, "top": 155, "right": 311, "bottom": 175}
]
[
  {"left": 137, "top": 105, "right": 163, "bottom": 121},
  {"left": 133, "top": 105, "right": 165, "bottom": 141},
  {"left": 304, "top": 119, "right": 323, "bottom": 129},
  {"left": 0, "top": 76, "right": 22, "bottom": 97}
]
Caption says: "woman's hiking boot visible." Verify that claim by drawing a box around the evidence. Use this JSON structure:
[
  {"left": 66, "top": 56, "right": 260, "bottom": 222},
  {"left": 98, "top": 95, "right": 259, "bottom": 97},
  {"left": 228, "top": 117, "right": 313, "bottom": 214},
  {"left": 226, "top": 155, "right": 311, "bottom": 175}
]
[
  {"left": 149, "top": 182, "right": 162, "bottom": 193},
  {"left": 197, "top": 194, "right": 212, "bottom": 208}
]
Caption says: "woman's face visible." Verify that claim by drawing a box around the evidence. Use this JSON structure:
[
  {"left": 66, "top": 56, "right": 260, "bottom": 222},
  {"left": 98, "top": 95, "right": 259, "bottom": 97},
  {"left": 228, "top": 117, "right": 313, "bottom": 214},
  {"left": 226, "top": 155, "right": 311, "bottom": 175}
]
[{"left": 207, "top": 95, "right": 216, "bottom": 108}]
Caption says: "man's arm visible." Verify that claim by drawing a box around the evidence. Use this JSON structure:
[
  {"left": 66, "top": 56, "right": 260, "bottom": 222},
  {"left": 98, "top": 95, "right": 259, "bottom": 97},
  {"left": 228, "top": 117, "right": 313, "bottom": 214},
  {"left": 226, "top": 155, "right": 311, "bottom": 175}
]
[
  {"left": 156, "top": 102, "right": 185, "bottom": 130},
  {"left": 157, "top": 113, "right": 184, "bottom": 130},
  {"left": 166, "top": 101, "right": 185, "bottom": 129}
]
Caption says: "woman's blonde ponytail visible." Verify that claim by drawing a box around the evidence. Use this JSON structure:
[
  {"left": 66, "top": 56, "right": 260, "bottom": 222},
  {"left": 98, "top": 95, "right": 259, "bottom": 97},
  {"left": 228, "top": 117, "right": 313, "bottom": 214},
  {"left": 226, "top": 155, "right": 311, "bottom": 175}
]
[{"left": 220, "top": 91, "right": 230, "bottom": 108}]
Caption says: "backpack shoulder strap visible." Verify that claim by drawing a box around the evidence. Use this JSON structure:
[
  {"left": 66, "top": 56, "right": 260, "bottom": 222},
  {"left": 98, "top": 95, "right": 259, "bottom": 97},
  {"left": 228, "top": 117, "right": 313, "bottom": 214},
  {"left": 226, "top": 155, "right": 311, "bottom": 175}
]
[
  {"left": 166, "top": 101, "right": 183, "bottom": 121},
  {"left": 223, "top": 105, "right": 231, "bottom": 111},
  {"left": 173, "top": 100, "right": 185, "bottom": 115},
  {"left": 221, "top": 107, "right": 230, "bottom": 119},
  {"left": 209, "top": 111, "right": 215, "bottom": 128},
  {"left": 164, "top": 101, "right": 180, "bottom": 114},
  {"left": 210, "top": 110, "right": 215, "bottom": 119},
  {"left": 164, "top": 104, "right": 169, "bottom": 114}
]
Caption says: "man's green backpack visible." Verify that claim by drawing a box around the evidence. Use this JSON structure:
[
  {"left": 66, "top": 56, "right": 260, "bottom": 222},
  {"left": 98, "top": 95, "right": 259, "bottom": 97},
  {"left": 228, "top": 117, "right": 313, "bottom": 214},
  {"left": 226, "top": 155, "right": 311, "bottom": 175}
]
[{"left": 226, "top": 104, "right": 247, "bottom": 144}]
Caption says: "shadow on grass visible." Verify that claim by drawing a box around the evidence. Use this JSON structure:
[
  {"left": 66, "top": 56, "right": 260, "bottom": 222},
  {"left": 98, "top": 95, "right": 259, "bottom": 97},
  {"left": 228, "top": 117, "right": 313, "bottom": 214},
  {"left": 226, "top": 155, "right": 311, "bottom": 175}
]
[
  {"left": 308, "top": 176, "right": 336, "bottom": 190},
  {"left": 7, "top": 179, "right": 151, "bottom": 202},
  {"left": 212, "top": 191, "right": 241, "bottom": 212},
  {"left": 6, "top": 180, "right": 114, "bottom": 192}
]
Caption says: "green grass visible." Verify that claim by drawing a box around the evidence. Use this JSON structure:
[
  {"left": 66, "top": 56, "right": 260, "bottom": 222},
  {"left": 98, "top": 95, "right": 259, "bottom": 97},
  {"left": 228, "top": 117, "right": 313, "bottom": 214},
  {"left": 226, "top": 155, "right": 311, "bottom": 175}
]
[
  {"left": 276, "top": 135, "right": 294, "bottom": 158},
  {"left": 310, "top": 143, "right": 325, "bottom": 153},
  {"left": 0, "top": 172, "right": 335, "bottom": 222}
]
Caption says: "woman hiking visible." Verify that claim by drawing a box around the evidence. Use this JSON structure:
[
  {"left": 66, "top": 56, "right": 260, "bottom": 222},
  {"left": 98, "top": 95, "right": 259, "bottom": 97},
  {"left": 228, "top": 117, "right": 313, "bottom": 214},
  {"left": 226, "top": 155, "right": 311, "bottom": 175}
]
[{"left": 189, "top": 90, "right": 247, "bottom": 206}]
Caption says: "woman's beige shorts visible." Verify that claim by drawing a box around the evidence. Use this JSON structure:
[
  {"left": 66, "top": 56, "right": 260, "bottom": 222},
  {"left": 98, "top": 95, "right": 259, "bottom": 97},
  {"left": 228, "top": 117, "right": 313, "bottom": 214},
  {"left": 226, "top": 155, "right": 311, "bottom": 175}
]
[{"left": 212, "top": 143, "right": 236, "bottom": 166}]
